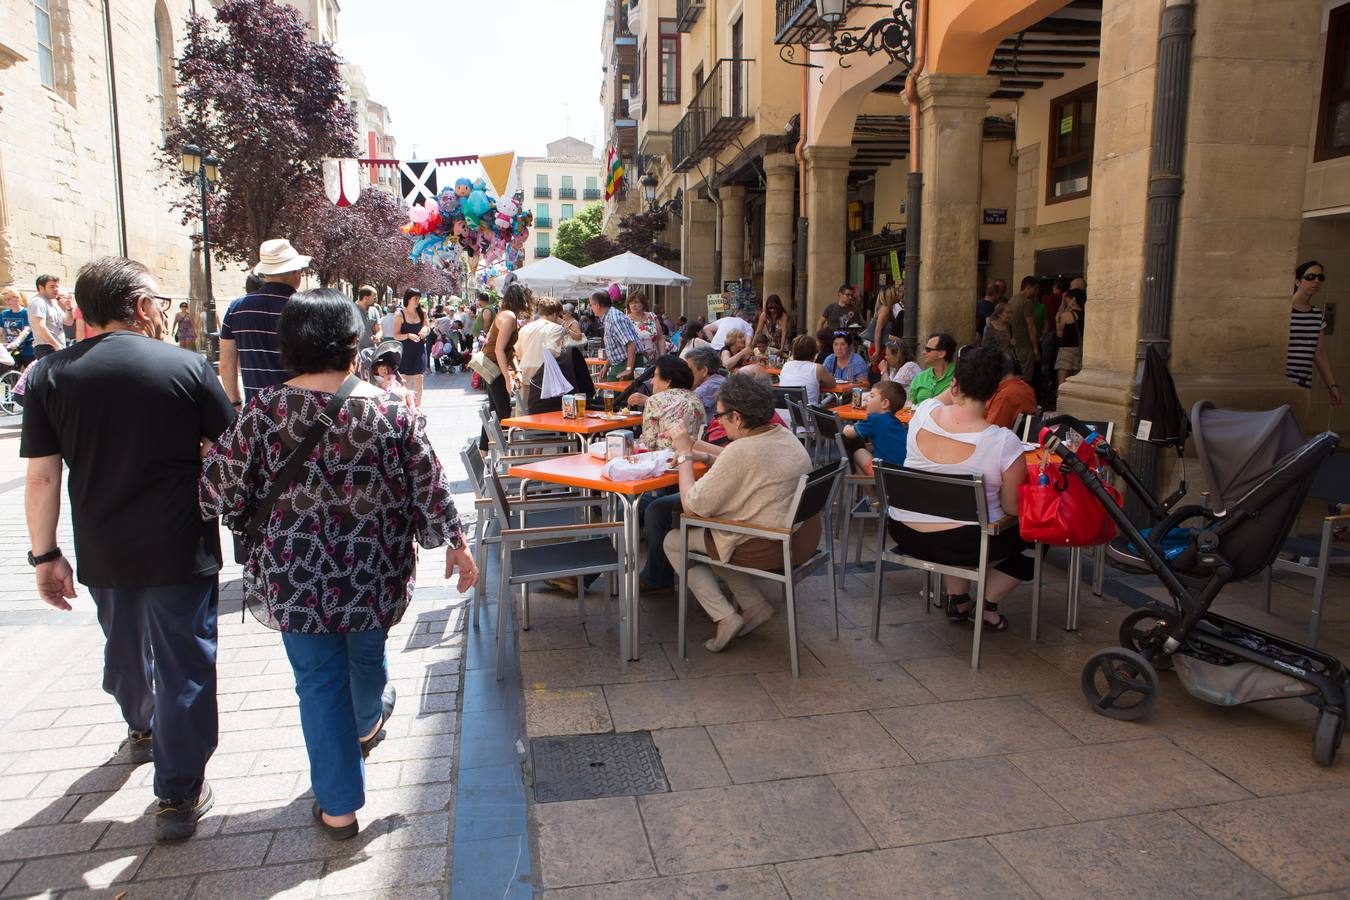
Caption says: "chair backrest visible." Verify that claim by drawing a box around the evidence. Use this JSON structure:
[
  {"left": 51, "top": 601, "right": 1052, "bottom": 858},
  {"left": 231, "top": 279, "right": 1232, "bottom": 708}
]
[
  {"left": 484, "top": 469, "right": 513, "bottom": 522},
  {"left": 873, "top": 461, "right": 988, "bottom": 527},
  {"left": 460, "top": 437, "right": 486, "bottom": 495},
  {"left": 772, "top": 385, "right": 808, "bottom": 410},
  {"left": 480, "top": 407, "right": 508, "bottom": 449},
  {"left": 1308, "top": 448, "right": 1350, "bottom": 505},
  {"left": 805, "top": 406, "right": 847, "bottom": 461},
  {"left": 793, "top": 462, "right": 844, "bottom": 525}
]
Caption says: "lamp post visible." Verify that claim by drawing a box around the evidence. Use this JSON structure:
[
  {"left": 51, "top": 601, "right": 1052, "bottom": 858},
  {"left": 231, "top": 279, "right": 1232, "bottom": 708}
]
[{"left": 180, "top": 143, "right": 222, "bottom": 363}]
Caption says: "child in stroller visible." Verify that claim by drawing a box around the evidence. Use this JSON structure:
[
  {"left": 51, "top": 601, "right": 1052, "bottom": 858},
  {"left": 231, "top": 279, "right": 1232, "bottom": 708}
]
[
  {"left": 1045, "top": 404, "right": 1347, "bottom": 765},
  {"left": 363, "top": 340, "right": 421, "bottom": 417}
]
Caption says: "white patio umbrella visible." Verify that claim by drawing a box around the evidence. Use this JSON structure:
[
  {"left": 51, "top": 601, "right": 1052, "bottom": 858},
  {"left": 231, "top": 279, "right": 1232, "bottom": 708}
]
[
  {"left": 572, "top": 251, "right": 692, "bottom": 287},
  {"left": 512, "top": 255, "right": 583, "bottom": 291}
]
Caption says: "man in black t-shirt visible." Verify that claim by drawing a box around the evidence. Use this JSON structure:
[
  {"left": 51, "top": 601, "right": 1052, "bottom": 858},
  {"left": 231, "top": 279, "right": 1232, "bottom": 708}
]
[
  {"left": 21, "top": 257, "right": 235, "bottom": 843},
  {"left": 816, "top": 284, "right": 864, "bottom": 332}
]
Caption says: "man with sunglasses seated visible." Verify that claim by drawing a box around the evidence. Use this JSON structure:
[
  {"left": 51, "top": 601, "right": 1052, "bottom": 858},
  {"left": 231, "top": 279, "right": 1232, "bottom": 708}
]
[{"left": 907, "top": 333, "right": 957, "bottom": 405}]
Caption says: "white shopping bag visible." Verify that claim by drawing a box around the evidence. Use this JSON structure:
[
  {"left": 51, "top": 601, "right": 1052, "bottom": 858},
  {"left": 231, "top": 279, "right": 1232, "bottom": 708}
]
[
  {"left": 540, "top": 351, "right": 573, "bottom": 400},
  {"left": 602, "top": 450, "right": 673, "bottom": 482}
]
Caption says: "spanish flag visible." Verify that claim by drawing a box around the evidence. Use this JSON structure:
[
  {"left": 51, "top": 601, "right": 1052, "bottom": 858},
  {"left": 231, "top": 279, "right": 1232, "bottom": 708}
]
[{"left": 604, "top": 145, "right": 625, "bottom": 200}]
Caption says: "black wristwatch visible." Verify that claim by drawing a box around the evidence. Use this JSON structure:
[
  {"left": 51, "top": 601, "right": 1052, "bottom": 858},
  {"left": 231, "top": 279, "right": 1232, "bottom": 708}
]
[{"left": 27, "top": 547, "right": 62, "bottom": 567}]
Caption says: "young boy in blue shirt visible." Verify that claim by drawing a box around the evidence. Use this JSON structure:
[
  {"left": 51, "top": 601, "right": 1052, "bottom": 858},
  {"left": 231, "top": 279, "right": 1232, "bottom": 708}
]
[{"left": 842, "top": 379, "right": 908, "bottom": 475}]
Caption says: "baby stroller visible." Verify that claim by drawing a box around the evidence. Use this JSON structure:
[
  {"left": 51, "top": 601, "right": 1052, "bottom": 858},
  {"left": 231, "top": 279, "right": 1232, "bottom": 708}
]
[{"left": 1044, "top": 404, "right": 1347, "bottom": 765}]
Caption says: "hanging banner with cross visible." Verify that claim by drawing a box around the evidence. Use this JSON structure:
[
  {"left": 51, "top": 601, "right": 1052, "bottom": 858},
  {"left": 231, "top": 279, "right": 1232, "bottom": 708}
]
[{"left": 398, "top": 160, "right": 438, "bottom": 206}]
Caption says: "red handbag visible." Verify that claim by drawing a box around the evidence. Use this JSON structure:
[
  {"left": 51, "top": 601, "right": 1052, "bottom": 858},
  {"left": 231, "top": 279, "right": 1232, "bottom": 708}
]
[{"left": 1018, "top": 434, "right": 1122, "bottom": 547}]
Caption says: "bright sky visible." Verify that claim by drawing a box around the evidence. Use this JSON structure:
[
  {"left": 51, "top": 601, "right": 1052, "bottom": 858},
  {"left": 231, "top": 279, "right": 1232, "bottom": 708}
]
[{"left": 340, "top": 0, "right": 606, "bottom": 162}]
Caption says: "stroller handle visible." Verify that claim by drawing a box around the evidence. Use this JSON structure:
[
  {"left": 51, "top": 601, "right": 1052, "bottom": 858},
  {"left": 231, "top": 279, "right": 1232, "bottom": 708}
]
[{"left": 1041, "top": 414, "right": 1100, "bottom": 443}]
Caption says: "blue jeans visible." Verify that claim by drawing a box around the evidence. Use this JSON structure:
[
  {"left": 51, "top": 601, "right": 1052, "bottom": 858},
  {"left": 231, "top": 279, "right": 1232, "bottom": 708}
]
[
  {"left": 90, "top": 576, "right": 219, "bottom": 802},
  {"left": 639, "top": 491, "right": 683, "bottom": 588},
  {"left": 281, "top": 629, "right": 389, "bottom": 816}
]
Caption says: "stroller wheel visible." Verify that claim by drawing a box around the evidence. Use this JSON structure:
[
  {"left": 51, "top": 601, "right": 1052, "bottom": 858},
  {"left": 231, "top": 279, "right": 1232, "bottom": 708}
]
[
  {"left": 1119, "top": 608, "right": 1176, "bottom": 671},
  {"left": 1081, "top": 648, "right": 1158, "bottom": 721},
  {"left": 1313, "top": 708, "right": 1345, "bottom": 767}
]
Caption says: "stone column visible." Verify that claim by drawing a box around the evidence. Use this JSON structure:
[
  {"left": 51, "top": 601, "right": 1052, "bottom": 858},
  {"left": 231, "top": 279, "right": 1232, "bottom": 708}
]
[
  {"left": 681, "top": 194, "right": 718, "bottom": 319},
  {"left": 719, "top": 184, "right": 747, "bottom": 286},
  {"left": 1058, "top": 0, "right": 1320, "bottom": 437},
  {"left": 916, "top": 73, "right": 1000, "bottom": 343},
  {"left": 762, "top": 153, "right": 797, "bottom": 308},
  {"left": 804, "top": 145, "right": 856, "bottom": 327}
]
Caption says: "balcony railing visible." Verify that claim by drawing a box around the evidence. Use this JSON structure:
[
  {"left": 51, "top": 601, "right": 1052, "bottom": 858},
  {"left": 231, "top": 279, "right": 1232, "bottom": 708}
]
[
  {"left": 775, "top": 0, "right": 831, "bottom": 45},
  {"left": 535, "top": 217, "right": 553, "bottom": 228},
  {"left": 534, "top": 187, "right": 552, "bottom": 198},
  {"left": 671, "top": 58, "right": 753, "bottom": 173},
  {"left": 559, "top": 187, "right": 577, "bottom": 199},
  {"left": 676, "top": 0, "right": 703, "bottom": 32},
  {"left": 584, "top": 188, "right": 603, "bottom": 200},
  {"left": 535, "top": 246, "right": 551, "bottom": 258}
]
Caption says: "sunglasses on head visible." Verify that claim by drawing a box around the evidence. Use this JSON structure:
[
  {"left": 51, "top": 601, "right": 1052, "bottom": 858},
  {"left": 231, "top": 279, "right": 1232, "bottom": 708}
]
[{"left": 1302, "top": 273, "right": 1327, "bottom": 282}]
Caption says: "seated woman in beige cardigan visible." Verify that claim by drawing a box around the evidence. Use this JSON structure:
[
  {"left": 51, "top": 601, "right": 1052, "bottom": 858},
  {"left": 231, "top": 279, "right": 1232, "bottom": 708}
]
[{"left": 665, "top": 374, "right": 819, "bottom": 652}]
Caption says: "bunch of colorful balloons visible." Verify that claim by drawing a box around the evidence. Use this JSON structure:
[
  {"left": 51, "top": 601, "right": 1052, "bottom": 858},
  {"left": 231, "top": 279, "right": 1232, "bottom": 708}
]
[{"left": 402, "top": 177, "right": 533, "bottom": 270}]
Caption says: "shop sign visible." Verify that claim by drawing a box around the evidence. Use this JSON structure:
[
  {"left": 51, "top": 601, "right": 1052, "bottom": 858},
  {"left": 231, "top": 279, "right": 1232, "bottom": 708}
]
[
  {"left": 983, "top": 208, "right": 1008, "bottom": 225},
  {"left": 854, "top": 229, "right": 905, "bottom": 253}
]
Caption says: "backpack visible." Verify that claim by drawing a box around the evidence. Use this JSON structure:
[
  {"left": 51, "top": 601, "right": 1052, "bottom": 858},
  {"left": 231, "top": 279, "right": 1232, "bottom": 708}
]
[{"left": 1135, "top": 343, "right": 1189, "bottom": 448}]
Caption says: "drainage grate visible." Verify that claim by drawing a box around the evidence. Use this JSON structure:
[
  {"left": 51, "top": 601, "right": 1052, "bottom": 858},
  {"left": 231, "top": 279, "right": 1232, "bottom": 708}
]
[{"left": 530, "top": 732, "right": 669, "bottom": 803}]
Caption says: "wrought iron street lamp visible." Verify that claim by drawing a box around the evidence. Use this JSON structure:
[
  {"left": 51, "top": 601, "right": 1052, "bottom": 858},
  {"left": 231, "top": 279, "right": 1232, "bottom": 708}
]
[
  {"left": 180, "top": 143, "right": 223, "bottom": 363},
  {"left": 640, "top": 173, "right": 658, "bottom": 210},
  {"left": 780, "top": 1, "right": 916, "bottom": 70}
]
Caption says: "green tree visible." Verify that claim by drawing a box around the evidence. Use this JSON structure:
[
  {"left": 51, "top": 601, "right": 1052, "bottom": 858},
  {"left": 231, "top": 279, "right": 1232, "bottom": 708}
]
[{"left": 553, "top": 203, "right": 603, "bottom": 267}]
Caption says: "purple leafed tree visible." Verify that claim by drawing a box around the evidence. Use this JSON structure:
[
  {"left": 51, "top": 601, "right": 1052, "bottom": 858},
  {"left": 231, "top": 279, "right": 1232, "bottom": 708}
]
[{"left": 160, "top": 0, "right": 357, "bottom": 266}]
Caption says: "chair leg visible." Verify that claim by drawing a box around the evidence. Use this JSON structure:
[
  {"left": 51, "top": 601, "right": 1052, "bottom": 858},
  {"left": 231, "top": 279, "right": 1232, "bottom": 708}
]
[
  {"left": 495, "top": 554, "right": 510, "bottom": 681},
  {"left": 1031, "top": 543, "right": 1043, "bottom": 641},
  {"left": 1065, "top": 547, "right": 1082, "bottom": 632},
  {"left": 471, "top": 518, "right": 485, "bottom": 631},
  {"left": 577, "top": 575, "right": 586, "bottom": 623},
  {"left": 840, "top": 497, "right": 852, "bottom": 588},
  {"left": 785, "top": 544, "right": 800, "bottom": 678},
  {"left": 826, "top": 511, "right": 840, "bottom": 641},
  {"left": 521, "top": 583, "right": 531, "bottom": 631},
  {"left": 677, "top": 523, "right": 689, "bottom": 660},
  {"left": 871, "top": 542, "right": 885, "bottom": 642},
  {"left": 971, "top": 539, "right": 992, "bottom": 670},
  {"left": 1091, "top": 544, "right": 1106, "bottom": 597}
]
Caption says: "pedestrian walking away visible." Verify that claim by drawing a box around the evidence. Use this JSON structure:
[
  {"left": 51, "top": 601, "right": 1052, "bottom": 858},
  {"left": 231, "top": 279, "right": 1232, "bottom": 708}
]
[
  {"left": 199, "top": 289, "right": 477, "bottom": 840},
  {"left": 219, "top": 238, "right": 310, "bottom": 408},
  {"left": 21, "top": 256, "right": 235, "bottom": 842}
]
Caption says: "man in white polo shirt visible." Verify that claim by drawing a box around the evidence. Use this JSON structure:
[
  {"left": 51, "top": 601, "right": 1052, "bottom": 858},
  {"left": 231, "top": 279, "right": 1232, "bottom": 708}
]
[
  {"left": 29, "top": 274, "right": 73, "bottom": 359},
  {"left": 702, "top": 311, "right": 754, "bottom": 351}
]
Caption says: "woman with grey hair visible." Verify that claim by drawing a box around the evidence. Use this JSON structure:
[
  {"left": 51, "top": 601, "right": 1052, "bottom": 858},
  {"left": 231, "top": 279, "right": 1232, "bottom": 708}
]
[{"left": 666, "top": 375, "right": 819, "bottom": 652}]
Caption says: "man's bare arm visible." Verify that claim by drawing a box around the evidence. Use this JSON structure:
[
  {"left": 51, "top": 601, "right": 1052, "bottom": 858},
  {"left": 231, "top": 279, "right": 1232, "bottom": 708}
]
[{"left": 218, "top": 339, "right": 242, "bottom": 404}]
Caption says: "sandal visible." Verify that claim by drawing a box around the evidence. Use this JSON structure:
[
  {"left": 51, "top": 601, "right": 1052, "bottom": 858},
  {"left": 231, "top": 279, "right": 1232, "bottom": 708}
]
[
  {"left": 945, "top": 593, "right": 973, "bottom": 622},
  {"left": 360, "top": 684, "right": 397, "bottom": 759},
  {"left": 977, "top": 601, "right": 1011, "bottom": 632},
  {"left": 312, "top": 801, "right": 359, "bottom": 841}
]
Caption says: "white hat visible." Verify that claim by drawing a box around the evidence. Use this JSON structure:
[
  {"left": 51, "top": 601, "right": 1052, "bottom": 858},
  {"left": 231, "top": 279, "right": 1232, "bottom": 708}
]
[{"left": 253, "top": 239, "right": 311, "bottom": 276}]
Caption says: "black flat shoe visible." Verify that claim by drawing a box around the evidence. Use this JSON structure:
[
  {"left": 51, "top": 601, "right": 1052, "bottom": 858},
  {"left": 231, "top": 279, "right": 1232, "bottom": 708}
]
[
  {"left": 975, "top": 601, "right": 1011, "bottom": 632},
  {"left": 312, "top": 801, "right": 359, "bottom": 841},
  {"left": 360, "top": 684, "right": 397, "bottom": 759},
  {"left": 945, "top": 593, "right": 973, "bottom": 622}
]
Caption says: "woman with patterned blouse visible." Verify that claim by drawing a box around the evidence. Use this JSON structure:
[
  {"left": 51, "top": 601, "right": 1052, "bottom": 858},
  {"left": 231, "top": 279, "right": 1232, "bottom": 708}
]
[
  {"left": 627, "top": 354, "right": 706, "bottom": 451},
  {"left": 627, "top": 290, "right": 667, "bottom": 362},
  {"left": 199, "top": 290, "right": 477, "bottom": 841}
]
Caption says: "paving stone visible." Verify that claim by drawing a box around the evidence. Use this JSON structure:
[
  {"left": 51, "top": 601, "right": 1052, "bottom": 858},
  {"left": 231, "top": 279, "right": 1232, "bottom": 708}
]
[
  {"left": 659, "top": 615, "right": 827, "bottom": 679},
  {"left": 396, "top": 755, "right": 454, "bottom": 786},
  {"left": 524, "top": 687, "right": 613, "bottom": 736},
  {"left": 364, "top": 731, "right": 456, "bottom": 763},
  {"left": 216, "top": 797, "right": 316, "bottom": 835},
  {"left": 0, "top": 773, "right": 42, "bottom": 802},
  {"left": 137, "top": 832, "right": 273, "bottom": 879},
  {"left": 316, "top": 846, "right": 448, "bottom": 894},
  {"left": 872, "top": 696, "right": 1082, "bottom": 762},
  {"left": 33, "top": 764, "right": 146, "bottom": 799},
  {"left": 990, "top": 811, "right": 1282, "bottom": 899},
  {"left": 53, "top": 705, "right": 127, "bottom": 728},
  {"left": 0, "top": 820, "right": 108, "bottom": 861},
  {"left": 4, "top": 743, "right": 119, "bottom": 775},
  {"left": 831, "top": 757, "right": 1074, "bottom": 847},
  {"left": 533, "top": 796, "right": 657, "bottom": 888},
  {"left": 541, "top": 864, "right": 789, "bottom": 899},
  {"left": 0, "top": 724, "right": 91, "bottom": 754},
  {"left": 1005, "top": 737, "right": 1253, "bottom": 820},
  {"left": 604, "top": 674, "right": 780, "bottom": 731},
  {"left": 776, "top": 838, "right": 1039, "bottom": 899},
  {"left": 755, "top": 663, "right": 936, "bottom": 717},
  {"left": 799, "top": 623, "right": 955, "bottom": 667},
  {"left": 267, "top": 812, "right": 449, "bottom": 864},
  {"left": 639, "top": 777, "right": 875, "bottom": 875},
  {"left": 2, "top": 847, "right": 145, "bottom": 895},
  {"left": 520, "top": 644, "right": 675, "bottom": 688},
  {"left": 1170, "top": 724, "right": 1350, "bottom": 797},
  {"left": 650, "top": 727, "right": 731, "bottom": 791},
  {"left": 1182, "top": 789, "right": 1350, "bottom": 895},
  {"left": 708, "top": 711, "right": 913, "bottom": 782},
  {"left": 62, "top": 875, "right": 200, "bottom": 899},
  {"left": 899, "top": 652, "right": 1070, "bottom": 701},
  {"left": 1, "top": 709, "right": 63, "bottom": 732}
]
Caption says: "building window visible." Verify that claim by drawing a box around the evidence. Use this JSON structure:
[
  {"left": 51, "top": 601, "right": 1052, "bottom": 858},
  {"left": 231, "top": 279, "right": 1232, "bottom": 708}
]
[
  {"left": 586, "top": 175, "right": 598, "bottom": 189},
  {"left": 538, "top": 232, "right": 550, "bottom": 251},
  {"left": 659, "top": 19, "right": 679, "bottom": 104},
  {"left": 535, "top": 203, "right": 549, "bottom": 225},
  {"left": 561, "top": 203, "right": 573, "bottom": 220},
  {"left": 154, "top": 2, "right": 177, "bottom": 134},
  {"left": 35, "top": 0, "right": 55, "bottom": 89},
  {"left": 561, "top": 175, "right": 573, "bottom": 190},
  {"left": 1046, "top": 83, "right": 1096, "bottom": 203},
  {"left": 536, "top": 174, "right": 548, "bottom": 188},
  {"left": 1317, "top": 4, "right": 1350, "bottom": 161}
]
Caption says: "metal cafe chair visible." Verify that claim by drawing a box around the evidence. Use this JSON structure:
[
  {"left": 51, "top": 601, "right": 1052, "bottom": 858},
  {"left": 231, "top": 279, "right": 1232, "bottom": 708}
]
[
  {"left": 870, "top": 462, "right": 1040, "bottom": 670},
  {"left": 459, "top": 439, "right": 602, "bottom": 632},
  {"left": 482, "top": 470, "right": 627, "bottom": 679},
  {"left": 478, "top": 405, "right": 575, "bottom": 464},
  {"left": 805, "top": 405, "right": 879, "bottom": 586},
  {"left": 772, "top": 384, "right": 812, "bottom": 448},
  {"left": 676, "top": 462, "right": 845, "bottom": 678}
]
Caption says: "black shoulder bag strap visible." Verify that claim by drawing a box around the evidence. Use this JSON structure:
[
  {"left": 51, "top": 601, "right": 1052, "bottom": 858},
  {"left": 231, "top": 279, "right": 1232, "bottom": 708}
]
[{"left": 244, "top": 375, "right": 359, "bottom": 543}]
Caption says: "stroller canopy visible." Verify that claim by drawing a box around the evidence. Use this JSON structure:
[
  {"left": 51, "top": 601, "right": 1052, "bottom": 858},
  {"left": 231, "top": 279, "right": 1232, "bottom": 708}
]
[{"left": 1192, "top": 401, "right": 1306, "bottom": 512}]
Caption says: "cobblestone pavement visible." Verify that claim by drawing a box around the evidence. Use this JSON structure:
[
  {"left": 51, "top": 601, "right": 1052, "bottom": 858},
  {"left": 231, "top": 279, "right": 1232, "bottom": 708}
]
[{"left": 0, "top": 370, "right": 480, "bottom": 899}]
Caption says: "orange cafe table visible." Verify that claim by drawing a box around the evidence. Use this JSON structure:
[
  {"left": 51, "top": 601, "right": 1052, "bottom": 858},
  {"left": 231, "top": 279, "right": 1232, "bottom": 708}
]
[
  {"left": 829, "top": 403, "right": 915, "bottom": 424},
  {"left": 507, "top": 452, "right": 707, "bottom": 662},
  {"left": 500, "top": 409, "right": 643, "bottom": 451},
  {"left": 592, "top": 380, "right": 634, "bottom": 394}
]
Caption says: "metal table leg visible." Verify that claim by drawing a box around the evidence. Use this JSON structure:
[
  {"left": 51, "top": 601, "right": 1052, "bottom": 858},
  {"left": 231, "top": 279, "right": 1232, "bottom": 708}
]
[
  {"left": 1065, "top": 547, "right": 1082, "bottom": 632},
  {"left": 1031, "top": 543, "right": 1042, "bottom": 642},
  {"left": 620, "top": 493, "right": 642, "bottom": 660}
]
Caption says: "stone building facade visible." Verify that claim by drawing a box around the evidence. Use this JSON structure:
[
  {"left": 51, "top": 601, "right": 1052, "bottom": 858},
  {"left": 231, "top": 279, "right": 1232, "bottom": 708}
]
[{"left": 516, "top": 138, "right": 603, "bottom": 262}]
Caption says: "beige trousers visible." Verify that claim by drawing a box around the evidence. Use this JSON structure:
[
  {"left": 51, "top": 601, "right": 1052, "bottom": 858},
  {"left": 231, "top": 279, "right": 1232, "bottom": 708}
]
[{"left": 663, "top": 527, "right": 769, "bottom": 623}]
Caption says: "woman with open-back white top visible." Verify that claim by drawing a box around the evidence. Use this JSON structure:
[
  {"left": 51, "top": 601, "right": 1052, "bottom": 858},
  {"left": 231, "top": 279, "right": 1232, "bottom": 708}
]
[
  {"left": 886, "top": 346, "right": 1031, "bottom": 631},
  {"left": 776, "top": 333, "right": 836, "bottom": 407}
]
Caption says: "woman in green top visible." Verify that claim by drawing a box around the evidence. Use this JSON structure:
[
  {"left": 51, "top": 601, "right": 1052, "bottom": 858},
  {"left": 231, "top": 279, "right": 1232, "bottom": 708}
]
[{"left": 907, "top": 333, "right": 957, "bottom": 405}]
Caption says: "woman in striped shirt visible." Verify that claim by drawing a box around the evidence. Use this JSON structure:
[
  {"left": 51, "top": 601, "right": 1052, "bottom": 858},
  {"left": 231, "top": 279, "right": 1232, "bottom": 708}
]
[{"left": 1286, "top": 260, "right": 1342, "bottom": 406}]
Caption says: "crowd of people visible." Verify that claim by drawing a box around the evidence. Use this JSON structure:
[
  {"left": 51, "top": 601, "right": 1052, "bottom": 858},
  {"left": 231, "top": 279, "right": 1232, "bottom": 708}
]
[{"left": 15, "top": 242, "right": 1343, "bottom": 851}]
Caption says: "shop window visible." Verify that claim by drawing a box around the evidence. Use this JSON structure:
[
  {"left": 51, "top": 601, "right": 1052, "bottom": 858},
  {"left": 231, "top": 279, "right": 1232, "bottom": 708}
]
[
  {"left": 1046, "top": 83, "right": 1096, "bottom": 203},
  {"left": 659, "top": 19, "right": 679, "bottom": 104},
  {"left": 1317, "top": 3, "right": 1350, "bottom": 161}
]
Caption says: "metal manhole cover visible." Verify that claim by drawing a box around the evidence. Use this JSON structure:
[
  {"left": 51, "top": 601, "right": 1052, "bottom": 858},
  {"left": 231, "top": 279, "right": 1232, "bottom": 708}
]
[{"left": 530, "top": 732, "right": 669, "bottom": 803}]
